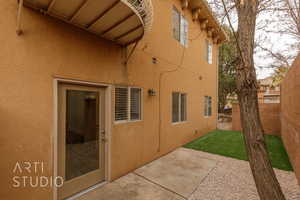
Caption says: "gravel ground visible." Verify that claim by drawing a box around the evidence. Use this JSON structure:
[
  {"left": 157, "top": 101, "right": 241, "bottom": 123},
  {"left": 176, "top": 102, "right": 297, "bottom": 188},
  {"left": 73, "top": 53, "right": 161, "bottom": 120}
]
[
  {"left": 77, "top": 148, "right": 300, "bottom": 200},
  {"left": 186, "top": 148, "right": 300, "bottom": 200}
]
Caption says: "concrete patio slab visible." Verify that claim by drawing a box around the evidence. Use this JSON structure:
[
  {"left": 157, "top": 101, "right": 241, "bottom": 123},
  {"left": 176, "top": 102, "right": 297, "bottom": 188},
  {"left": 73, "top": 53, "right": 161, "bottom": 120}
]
[
  {"left": 134, "top": 148, "right": 218, "bottom": 198},
  {"left": 76, "top": 173, "right": 185, "bottom": 200},
  {"left": 74, "top": 147, "right": 300, "bottom": 200}
]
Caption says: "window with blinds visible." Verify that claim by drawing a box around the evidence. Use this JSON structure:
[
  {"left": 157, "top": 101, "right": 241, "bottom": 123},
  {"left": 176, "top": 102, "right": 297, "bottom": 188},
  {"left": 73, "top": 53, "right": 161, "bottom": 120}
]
[
  {"left": 172, "top": 6, "right": 188, "bottom": 47},
  {"left": 172, "top": 92, "right": 187, "bottom": 123},
  {"left": 115, "top": 87, "right": 128, "bottom": 121},
  {"left": 204, "top": 96, "right": 212, "bottom": 117},
  {"left": 115, "top": 87, "right": 142, "bottom": 122}
]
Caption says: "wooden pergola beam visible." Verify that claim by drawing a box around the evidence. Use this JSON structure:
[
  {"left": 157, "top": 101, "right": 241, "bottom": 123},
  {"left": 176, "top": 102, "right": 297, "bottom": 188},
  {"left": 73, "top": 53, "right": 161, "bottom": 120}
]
[
  {"left": 114, "top": 24, "right": 143, "bottom": 41},
  {"left": 101, "top": 12, "right": 135, "bottom": 36},
  {"left": 200, "top": 19, "right": 208, "bottom": 30},
  {"left": 192, "top": 8, "right": 200, "bottom": 21},
  {"left": 213, "top": 36, "right": 219, "bottom": 44},
  {"left": 47, "top": 0, "right": 56, "bottom": 13},
  {"left": 87, "top": 0, "right": 120, "bottom": 29},
  {"left": 69, "top": 0, "right": 89, "bottom": 22},
  {"left": 207, "top": 27, "right": 214, "bottom": 37},
  {"left": 181, "top": 0, "right": 189, "bottom": 9}
]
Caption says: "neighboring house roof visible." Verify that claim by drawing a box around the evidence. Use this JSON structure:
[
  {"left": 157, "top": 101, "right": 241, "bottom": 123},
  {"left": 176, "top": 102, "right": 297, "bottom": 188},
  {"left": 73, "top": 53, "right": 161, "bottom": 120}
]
[
  {"left": 258, "top": 77, "right": 273, "bottom": 86},
  {"left": 264, "top": 90, "right": 280, "bottom": 96}
]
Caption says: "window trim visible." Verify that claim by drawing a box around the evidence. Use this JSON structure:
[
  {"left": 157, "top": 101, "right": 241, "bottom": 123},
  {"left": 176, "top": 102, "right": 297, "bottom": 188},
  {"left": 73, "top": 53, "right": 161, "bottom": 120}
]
[
  {"left": 129, "top": 87, "right": 143, "bottom": 122},
  {"left": 204, "top": 96, "right": 212, "bottom": 117},
  {"left": 172, "top": 6, "right": 188, "bottom": 48},
  {"left": 172, "top": 92, "right": 187, "bottom": 124},
  {"left": 114, "top": 86, "right": 143, "bottom": 124},
  {"left": 206, "top": 40, "right": 213, "bottom": 64}
]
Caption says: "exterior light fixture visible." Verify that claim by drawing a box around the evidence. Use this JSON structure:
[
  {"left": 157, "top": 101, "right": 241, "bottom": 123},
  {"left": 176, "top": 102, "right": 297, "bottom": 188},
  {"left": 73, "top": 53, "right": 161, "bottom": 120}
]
[
  {"left": 152, "top": 57, "right": 157, "bottom": 64},
  {"left": 148, "top": 89, "right": 156, "bottom": 96}
]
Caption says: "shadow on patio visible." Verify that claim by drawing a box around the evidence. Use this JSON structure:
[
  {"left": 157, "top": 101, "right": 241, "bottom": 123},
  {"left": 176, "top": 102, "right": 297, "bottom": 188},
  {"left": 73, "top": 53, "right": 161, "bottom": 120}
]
[{"left": 75, "top": 147, "right": 300, "bottom": 200}]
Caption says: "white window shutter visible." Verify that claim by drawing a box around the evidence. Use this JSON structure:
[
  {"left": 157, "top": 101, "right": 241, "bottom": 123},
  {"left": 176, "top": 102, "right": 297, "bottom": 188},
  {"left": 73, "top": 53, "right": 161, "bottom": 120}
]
[
  {"left": 172, "top": 7, "right": 180, "bottom": 42},
  {"left": 208, "top": 43, "right": 213, "bottom": 64},
  {"left": 183, "top": 18, "right": 188, "bottom": 47},
  {"left": 180, "top": 16, "right": 185, "bottom": 46}
]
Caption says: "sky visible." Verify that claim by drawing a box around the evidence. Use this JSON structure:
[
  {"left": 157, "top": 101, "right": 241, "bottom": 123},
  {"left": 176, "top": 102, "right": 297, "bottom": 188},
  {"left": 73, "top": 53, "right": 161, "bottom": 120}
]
[
  {"left": 254, "top": 13, "right": 297, "bottom": 79},
  {"left": 209, "top": 1, "right": 298, "bottom": 80}
]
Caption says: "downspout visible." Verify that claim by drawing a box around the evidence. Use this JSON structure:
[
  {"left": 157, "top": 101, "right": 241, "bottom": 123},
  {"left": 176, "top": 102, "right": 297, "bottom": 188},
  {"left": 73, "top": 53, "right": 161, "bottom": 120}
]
[{"left": 16, "top": 0, "right": 24, "bottom": 35}]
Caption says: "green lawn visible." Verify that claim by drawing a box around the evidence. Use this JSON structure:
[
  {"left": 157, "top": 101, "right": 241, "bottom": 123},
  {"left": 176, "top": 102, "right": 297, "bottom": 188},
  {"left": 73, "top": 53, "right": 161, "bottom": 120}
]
[{"left": 184, "top": 130, "right": 293, "bottom": 171}]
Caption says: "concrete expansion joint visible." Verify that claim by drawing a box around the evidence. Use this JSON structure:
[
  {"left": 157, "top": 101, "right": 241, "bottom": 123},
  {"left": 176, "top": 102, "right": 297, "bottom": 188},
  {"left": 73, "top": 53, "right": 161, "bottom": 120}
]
[
  {"left": 132, "top": 172, "right": 188, "bottom": 200},
  {"left": 187, "top": 161, "right": 220, "bottom": 199}
]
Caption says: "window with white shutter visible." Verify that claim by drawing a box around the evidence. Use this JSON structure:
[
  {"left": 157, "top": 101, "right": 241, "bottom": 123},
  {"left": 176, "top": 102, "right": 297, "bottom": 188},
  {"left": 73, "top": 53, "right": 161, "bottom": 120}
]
[
  {"left": 172, "top": 92, "right": 187, "bottom": 123},
  {"left": 172, "top": 6, "right": 188, "bottom": 47},
  {"left": 204, "top": 96, "right": 212, "bottom": 117},
  {"left": 172, "top": 7, "right": 180, "bottom": 42},
  {"left": 181, "top": 16, "right": 188, "bottom": 47},
  {"left": 115, "top": 87, "right": 142, "bottom": 122},
  {"left": 130, "top": 88, "right": 141, "bottom": 120},
  {"left": 115, "top": 87, "right": 128, "bottom": 121},
  {"left": 206, "top": 40, "right": 213, "bottom": 64}
]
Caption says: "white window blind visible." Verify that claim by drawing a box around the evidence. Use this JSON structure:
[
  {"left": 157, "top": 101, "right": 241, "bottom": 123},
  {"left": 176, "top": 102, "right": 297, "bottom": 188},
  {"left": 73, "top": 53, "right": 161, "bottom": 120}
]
[
  {"left": 130, "top": 88, "right": 141, "bottom": 120},
  {"left": 115, "top": 87, "right": 128, "bottom": 121},
  {"left": 172, "top": 92, "right": 187, "bottom": 123},
  {"left": 115, "top": 87, "right": 142, "bottom": 122}
]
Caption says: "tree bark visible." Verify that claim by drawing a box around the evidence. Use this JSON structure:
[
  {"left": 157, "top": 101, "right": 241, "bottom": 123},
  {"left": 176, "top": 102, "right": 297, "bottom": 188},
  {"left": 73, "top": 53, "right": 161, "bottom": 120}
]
[{"left": 236, "top": 1, "right": 286, "bottom": 199}]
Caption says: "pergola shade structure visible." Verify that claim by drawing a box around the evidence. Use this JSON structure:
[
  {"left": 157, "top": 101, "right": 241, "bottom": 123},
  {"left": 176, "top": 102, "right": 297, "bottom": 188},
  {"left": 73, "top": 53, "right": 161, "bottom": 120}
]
[
  {"left": 185, "top": 0, "right": 227, "bottom": 43},
  {"left": 23, "top": 0, "right": 153, "bottom": 46}
]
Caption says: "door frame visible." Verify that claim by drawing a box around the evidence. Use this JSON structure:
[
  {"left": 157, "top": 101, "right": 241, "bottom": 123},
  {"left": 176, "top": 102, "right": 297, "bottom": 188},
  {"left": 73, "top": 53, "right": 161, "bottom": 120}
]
[{"left": 53, "top": 78, "right": 112, "bottom": 200}]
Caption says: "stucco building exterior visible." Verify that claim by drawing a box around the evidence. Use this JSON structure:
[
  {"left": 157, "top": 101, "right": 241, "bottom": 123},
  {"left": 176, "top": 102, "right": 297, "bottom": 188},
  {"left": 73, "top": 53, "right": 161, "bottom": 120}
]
[
  {"left": 281, "top": 53, "right": 300, "bottom": 185},
  {"left": 0, "top": 0, "right": 226, "bottom": 199}
]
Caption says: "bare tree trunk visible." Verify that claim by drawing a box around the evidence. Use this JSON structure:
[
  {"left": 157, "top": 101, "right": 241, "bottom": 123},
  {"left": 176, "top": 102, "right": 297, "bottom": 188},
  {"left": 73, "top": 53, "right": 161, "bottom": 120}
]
[{"left": 236, "top": 1, "right": 286, "bottom": 199}]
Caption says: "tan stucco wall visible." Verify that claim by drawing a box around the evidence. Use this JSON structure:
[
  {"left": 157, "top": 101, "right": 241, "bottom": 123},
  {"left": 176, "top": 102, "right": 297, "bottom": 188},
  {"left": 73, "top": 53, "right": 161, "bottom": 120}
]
[
  {"left": 281, "top": 53, "right": 300, "bottom": 184},
  {"left": 0, "top": 0, "right": 218, "bottom": 199},
  {"left": 232, "top": 103, "right": 281, "bottom": 136}
]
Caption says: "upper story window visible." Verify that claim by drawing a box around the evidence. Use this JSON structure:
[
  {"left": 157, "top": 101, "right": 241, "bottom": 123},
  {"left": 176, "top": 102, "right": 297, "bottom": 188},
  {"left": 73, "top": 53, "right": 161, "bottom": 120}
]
[
  {"left": 172, "top": 6, "right": 188, "bottom": 47},
  {"left": 172, "top": 92, "right": 187, "bottom": 123},
  {"left": 204, "top": 96, "right": 212, "bottom": 117},
  {"left": 115, "top": 87, "right": 142, "bottom": 122},
  {"left": 206, "top": 40, "right": 213, "bottom": 64}
]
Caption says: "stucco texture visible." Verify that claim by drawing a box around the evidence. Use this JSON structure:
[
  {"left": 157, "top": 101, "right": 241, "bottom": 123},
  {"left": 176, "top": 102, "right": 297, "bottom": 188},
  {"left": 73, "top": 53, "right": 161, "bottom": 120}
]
[
  {"left": 281, "top": 53, "right": 300, "bottom": 184},
  {"left": 0, "top": 0, "right": 219, "bottom": 199},
  {"left": 232, "top": 103, "right": 281, "bottom": 136}
]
